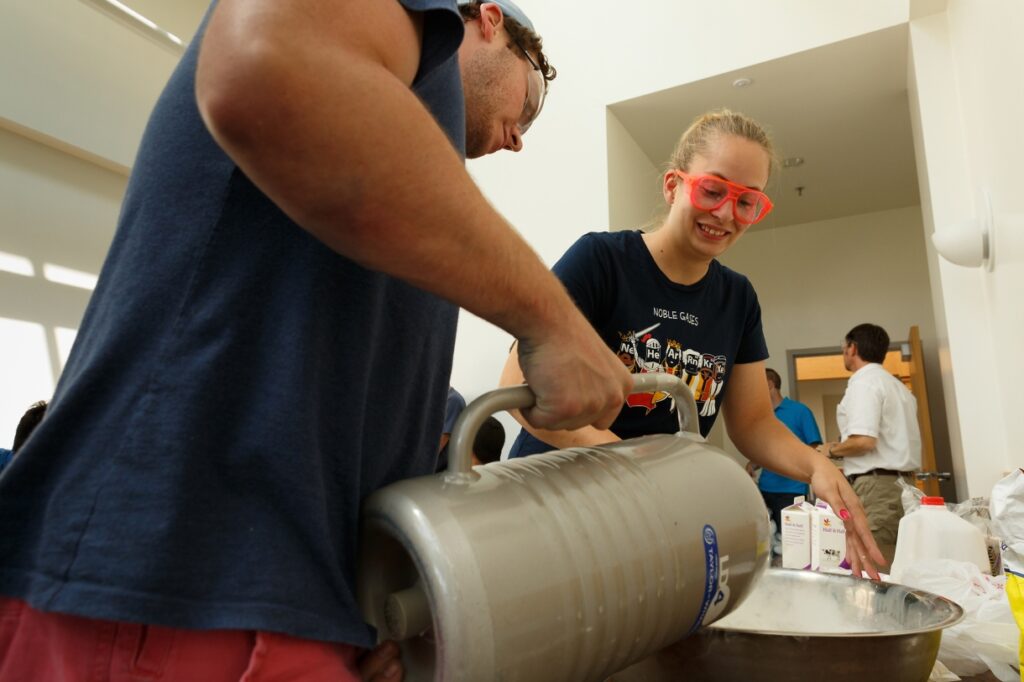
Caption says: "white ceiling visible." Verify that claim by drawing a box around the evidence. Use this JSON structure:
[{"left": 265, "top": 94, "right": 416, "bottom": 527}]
[{"left": 608, "top": 24, "right": 920, "bottom": 231}]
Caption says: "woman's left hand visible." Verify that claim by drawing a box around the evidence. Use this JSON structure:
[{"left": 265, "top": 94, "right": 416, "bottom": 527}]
[{"left": 808, "top": 457, "right": 886, "bottom": 580}]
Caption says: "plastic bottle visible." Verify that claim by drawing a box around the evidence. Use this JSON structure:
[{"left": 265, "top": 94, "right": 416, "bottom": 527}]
[{"left": 889, "top": 496, "right": 991, "bottom": 582}]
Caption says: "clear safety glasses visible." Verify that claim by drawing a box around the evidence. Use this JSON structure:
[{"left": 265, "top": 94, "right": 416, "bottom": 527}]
[{"left": 510, "top": 37, "right": 545, "bottom": 134}]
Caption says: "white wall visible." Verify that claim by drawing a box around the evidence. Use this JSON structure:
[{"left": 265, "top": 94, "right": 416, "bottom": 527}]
[
  {"left": 907, "top": 0, "right": 1023, "bottom": 497},
  {"left": 606, "top": 112, "right": 663, "bottom": 231},
  {"left": 0, "top": 0, "right": 184, "bottom": 447},
  {"left": 0, "top": 0, "right": 200, "bottom": 168},
  {"left": 0, "top": 127, "right": 126, "bottom": 447},
  {"left": 721, "top": 206, "right": 935, "bottom": 394},
  {"left": 795, "top": 378, "right": 847, "bottom": 442},
  {"left": 715, "top": 206, "right": 952, "bottom": 479}
]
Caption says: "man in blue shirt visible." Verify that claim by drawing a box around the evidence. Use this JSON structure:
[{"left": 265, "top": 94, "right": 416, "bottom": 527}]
[{"left": 751, "top": 368, "right": 823, "bottom": 546}]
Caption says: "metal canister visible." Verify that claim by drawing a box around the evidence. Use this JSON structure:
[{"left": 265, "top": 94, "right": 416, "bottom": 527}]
[{"left": 357, "top": 374, "right": 770, "bottom": 681}]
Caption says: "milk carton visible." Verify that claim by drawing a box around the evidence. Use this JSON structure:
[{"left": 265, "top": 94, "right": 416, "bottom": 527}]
[
  {"left": 781, "top": 497, "right": 813, "bottom": 569},
  {"left": 811, "top": 500, "right": 848, "bottom": 573}
]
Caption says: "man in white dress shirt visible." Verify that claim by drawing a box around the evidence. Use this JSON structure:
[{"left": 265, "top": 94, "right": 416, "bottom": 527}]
[{"left": 818, "top": 323, "right": 922, "bottom": 565}]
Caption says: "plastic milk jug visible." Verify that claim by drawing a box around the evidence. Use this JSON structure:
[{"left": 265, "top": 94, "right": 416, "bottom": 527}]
[{"left": 890, "top": 496, "right": 991, "bottom": 582}]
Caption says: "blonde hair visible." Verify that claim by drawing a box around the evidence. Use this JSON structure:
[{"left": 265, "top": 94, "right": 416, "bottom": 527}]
[{"left": 669, "top": 109, "right": 777, "bottom": 179}]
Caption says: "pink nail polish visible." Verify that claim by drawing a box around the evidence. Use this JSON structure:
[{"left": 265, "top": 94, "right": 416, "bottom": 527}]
[{"left": 839, "top": 508, "right": 851, "bottom": 521}]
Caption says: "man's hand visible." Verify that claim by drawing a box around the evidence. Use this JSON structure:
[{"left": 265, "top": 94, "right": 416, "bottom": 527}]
[
  {"left": 808, "top": 457, "right": 886, "bottom": 580},
  {"left": 359, "top": 640, "right": 403, "bottom": 682},
  {"left": 515, "top": 311, "right": 632, "bottom": 432},
  {"left": 817, "top": 436, "right": 876, "bottom": 459}
]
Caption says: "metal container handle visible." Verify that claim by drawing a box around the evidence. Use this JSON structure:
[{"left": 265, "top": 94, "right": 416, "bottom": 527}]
[{"left": 447, "top": 373, "right": 700, "bottom": 479}]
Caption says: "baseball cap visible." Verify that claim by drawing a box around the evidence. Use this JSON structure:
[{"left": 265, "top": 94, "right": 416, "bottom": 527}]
[{"left": 457, "top": 0, "right": 535, "bottom": 32}]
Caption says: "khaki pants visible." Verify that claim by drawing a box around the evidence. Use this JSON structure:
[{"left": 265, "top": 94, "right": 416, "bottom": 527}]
[{"left": 851, "top": 473, "right": 911, "bottom": 566}]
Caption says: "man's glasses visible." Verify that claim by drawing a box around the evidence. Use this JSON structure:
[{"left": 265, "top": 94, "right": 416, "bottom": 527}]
[
  {"left": 509, "top": 37, "right": 545, "bottom": 134},
  {"left": 674, "top": 171, "right": 773, "bottom": 225}
]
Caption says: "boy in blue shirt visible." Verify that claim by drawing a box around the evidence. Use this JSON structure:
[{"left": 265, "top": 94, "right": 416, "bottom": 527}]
[{"left": 752, "top": 369, "right": 823, "bottom": 546}]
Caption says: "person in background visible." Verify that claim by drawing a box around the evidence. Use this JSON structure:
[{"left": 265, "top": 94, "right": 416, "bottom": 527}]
[
  {"left": 436, "top": 386, "right": 467, "bottom": 471},
  {"left": 748, "top": 369, "right": 822, "bottom": 550},
  {"left": 0, "top": 400, "right": 48, "bottom": 475},
  {"left": 0, "top": 1, "right": 632, "bottom": 680},
  {"left": 437, "top": 386, "right": 467, "bottom": 465},
  {"left": 818, "top": 323, "right": 922, "bottom": 565},
  {"left": 13, "top": 400, "right": 47, "bottom": 454},
  {"left": 471, "top": 416, "right": 506, "bottom": 466},
  {"left": 500, "top": 109, "right": 886, "bottom": 577},
  {"left": 437, "top": 390, "right": 506, "bottom": 469}
]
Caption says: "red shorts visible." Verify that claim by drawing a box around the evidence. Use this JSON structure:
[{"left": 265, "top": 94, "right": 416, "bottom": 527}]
[{"left": 0, "top": 597, "right": 362, "bottom": 681}]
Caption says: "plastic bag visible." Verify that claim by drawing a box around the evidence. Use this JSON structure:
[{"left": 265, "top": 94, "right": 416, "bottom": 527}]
[
  {"left": 991, "top": 469, "right": 1024, "bottom": 575},
  {"left": 1005, "top": 575, "right": 1023, "bottom": 682},
  {"left": 898, "top": 559, "right": 1020, "bottom": 680},
  {"left": 898, "top": 477, "right": 991, "bottom": 528},
  {"left": 954, "top": 495, "right": 1002, "bottom": 576},
  {"left": 990, "top": 468, "right": 1024, "bottom": 678},
  {"left": 954, "top": 496, "right": 994, "bottom": 534},
  {"left": 899, "top": 476, "right": 925, "bottom": 514}
]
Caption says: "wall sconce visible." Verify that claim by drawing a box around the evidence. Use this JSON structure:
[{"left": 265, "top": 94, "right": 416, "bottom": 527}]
[{"left": 931, "top": 188, "right": 994, "bottom": 271}]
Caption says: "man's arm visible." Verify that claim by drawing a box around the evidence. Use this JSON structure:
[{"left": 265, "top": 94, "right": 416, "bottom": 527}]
[
  {"left": 818, "top": 435, "right": 877, "bottom": 458},
  {"left": 722, "top": 362, "right": 885, "bottom": 577},
  {"left": 195, "top": 0, "right": 632, "bottom": 430},
  {"left": 724, "top": 363, "right": 818, "bottom": 481}
]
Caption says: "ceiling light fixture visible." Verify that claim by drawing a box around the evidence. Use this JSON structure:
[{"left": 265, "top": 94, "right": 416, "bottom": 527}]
[
  {"left": 79, "top": 0, "right": 186, "bottom": 55},
  {"left": 731, "top": 78, "right": 753, "bottom": 88}
]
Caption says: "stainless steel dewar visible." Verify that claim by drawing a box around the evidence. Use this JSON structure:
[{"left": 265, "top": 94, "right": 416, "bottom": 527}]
[
  {"left": 357, "top": 374, "right": 771, "bottom": 682},
  {"left": 610, "top": 568, "right": 965, "bottom": 682}
]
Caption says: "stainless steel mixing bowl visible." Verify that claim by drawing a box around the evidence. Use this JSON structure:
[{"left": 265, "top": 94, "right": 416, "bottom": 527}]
[{"left": 610, "top": 568, "right": 964, "bottom": 682}]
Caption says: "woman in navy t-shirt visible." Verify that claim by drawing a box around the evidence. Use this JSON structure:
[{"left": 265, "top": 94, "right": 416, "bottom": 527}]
[{"left": 500, "top": 109, "right": 886, "bottom": 577}]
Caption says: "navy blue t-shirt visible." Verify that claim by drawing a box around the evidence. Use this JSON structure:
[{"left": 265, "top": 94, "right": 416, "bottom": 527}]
[
  {"left": 510, "top": 230, "right": 768, "bottom": 457},
  {"left": 0, "top": 0, "right": 465, "bottom": 647}
]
